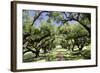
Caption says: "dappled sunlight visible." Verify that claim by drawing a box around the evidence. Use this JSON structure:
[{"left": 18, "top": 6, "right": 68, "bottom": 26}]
[{"left": 23, "top": 10, "right": 91, "bottom": 63}]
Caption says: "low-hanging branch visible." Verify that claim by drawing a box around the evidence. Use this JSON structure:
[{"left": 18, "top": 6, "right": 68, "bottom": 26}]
[
  {"left": 62, "top": 12, "right": 91, "bottom": 36},
  {"left": 31, "top": 11, "right": 90, "bottom": 36},
  {"left": 23, "top": 46, "right": 36, "bottom": 54}
]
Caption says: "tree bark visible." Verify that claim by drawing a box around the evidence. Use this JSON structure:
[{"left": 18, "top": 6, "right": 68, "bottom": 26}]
[{"left": 35, "top": 50, "right": 40, "bottom": 58}]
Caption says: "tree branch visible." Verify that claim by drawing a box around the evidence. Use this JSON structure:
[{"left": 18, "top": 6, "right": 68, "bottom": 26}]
[
  {"left": 31, "top": 11, "right": 49, "bottom": 26},
  {"left": 23, "top": 46, "right": 36, "bottom": 54},
  {"left": 62, "top": 12, "right": 90, "bottom": 36}
]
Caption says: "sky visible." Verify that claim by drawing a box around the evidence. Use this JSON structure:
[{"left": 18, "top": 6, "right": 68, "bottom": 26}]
[{"left": 23, "top": 10, "right": 80, "bottom": 28}]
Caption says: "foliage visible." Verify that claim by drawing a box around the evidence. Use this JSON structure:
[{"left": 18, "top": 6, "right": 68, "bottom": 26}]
[{"left": 23, "top": 10, "right": 91, "bottom": 62}]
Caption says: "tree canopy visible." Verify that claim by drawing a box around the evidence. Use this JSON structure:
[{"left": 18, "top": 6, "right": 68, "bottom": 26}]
[{"left": 23, "top": 10, "right": 91, "bottom": 62}]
